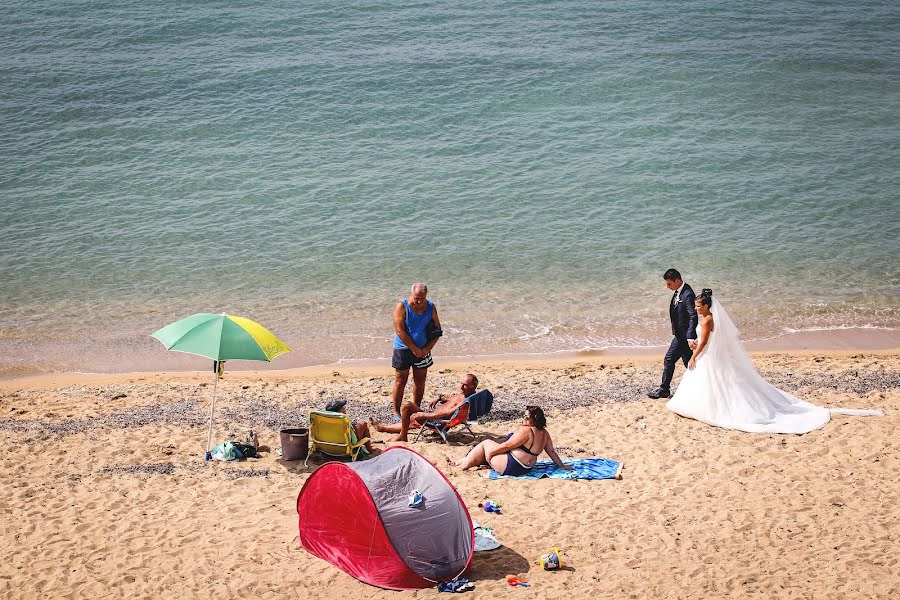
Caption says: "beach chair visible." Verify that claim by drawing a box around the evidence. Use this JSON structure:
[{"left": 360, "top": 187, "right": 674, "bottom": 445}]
[
  {"left": 305, "top": 410, "right": 369, "bottom": 467},
  {"left": 414, "top": 390, "right": 494, "bottom": 445}
]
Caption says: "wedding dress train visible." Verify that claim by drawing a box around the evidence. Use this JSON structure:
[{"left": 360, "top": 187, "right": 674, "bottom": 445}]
[{"left": 665, "top": 298, "right": 882, "bottom": 434}]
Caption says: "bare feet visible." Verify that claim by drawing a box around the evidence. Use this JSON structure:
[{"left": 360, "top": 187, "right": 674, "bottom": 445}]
[
  {"left": 369, "top": 418, "right": 388, "bottom": 433},
  {"left": 445, "top": 456, "right": 466, "bottom": 469},
  {"left": 390, "top": 435, "right": 408, "bottom": 442}
]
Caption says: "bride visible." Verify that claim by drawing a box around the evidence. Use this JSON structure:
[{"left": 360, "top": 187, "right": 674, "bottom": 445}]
[{"left": 666, "top": 289, "right": 882, "bottom": 433}]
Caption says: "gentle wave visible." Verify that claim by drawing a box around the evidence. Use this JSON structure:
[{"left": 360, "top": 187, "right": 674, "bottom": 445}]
[{"left": 778, "top": 325, "right": 899, "bottom": 335}]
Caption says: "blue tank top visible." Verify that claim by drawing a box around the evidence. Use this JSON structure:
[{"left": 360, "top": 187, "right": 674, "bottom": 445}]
[{"left": 393, "top": 299, "right": 434, "bottom": 350}]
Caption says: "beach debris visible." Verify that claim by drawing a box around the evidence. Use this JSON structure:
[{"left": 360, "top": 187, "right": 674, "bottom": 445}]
[
  {"left": 225, "top": 468, "right": 271, "bottom": 479},
  {"left": 1, "top": 363, "right": 894, "bottom": 444},
  {"left": 100, "top": 463, "right": 175, "bottom": 477}
]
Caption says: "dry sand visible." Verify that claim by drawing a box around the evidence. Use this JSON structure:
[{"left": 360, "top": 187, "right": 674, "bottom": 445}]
[{"left": 1, "top": 350, "right": 897, "bottom": 599}]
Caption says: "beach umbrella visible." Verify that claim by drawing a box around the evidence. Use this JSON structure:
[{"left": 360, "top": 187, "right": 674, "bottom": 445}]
[{"left": 151, "top": 313, "right": 291, "bottom": 459}]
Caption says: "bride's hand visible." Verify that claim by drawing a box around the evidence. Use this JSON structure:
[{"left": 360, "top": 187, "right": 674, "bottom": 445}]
[{"left": 688, "top": 357, "right": 697, "bottom": 370}]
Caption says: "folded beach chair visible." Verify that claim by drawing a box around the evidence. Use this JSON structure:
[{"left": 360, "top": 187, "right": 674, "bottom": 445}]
[
  {"left": 414, "top": 390, "right": 494, "bottom": 445},
  {"left": 305, "top": 410, "right": 369, "bottom": 467}
]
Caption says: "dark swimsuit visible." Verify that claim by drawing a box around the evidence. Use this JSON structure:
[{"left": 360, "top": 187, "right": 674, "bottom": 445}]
[{"left": 501, "top": 429, "right": 541, "bottom": 476}]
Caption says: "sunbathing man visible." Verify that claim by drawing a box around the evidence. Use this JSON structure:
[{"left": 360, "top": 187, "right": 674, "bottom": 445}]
[{"left": 372, "top": 373, "right": 479, "bottom": 442}]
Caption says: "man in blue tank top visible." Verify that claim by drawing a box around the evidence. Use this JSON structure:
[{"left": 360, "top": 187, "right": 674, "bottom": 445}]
[{"left": 391, "top": 282, "right": 443, "bottom": 418}]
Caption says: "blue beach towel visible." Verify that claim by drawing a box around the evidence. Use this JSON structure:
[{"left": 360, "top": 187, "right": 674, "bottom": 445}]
[{"left": 487, "top": 458, "right": 622, "bottom": 480}]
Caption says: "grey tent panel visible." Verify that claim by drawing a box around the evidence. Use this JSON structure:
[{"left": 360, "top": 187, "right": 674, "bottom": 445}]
[{"left": 349, "top": 449, "right": 472, "bottom": 581}]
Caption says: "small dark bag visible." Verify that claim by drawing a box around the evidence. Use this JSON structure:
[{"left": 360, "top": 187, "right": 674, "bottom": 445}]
[{"left": 425, "top": 318, "right": 443, "bottom": 341}]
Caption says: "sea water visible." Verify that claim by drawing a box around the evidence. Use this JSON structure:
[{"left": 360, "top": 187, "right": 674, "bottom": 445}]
[{"left": 1, "top": 0, "right": 898, "bottom": 374}]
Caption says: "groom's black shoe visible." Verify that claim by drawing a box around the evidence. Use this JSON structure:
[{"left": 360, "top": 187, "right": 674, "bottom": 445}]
[{"left": 647, "top": 388, "right": 671, "bottom": 399}]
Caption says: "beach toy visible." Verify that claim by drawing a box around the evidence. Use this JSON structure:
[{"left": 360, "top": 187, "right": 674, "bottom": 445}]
[
  {"left": 408, "top": 489, "right": 424, "bottom": 508},
  {"left": 538, "top": 546, "right": 562, "bottom": 570},
  {"left": 482, "top": 500, "right": 501, "bottom": 513},
  {"left": 506, "top": 575, "right": 530, "bottom": 587}
]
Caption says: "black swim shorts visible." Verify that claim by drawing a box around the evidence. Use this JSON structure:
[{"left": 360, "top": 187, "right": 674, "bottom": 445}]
[{"left": 392, "top": 348, "right": 433, "bottom": 370}]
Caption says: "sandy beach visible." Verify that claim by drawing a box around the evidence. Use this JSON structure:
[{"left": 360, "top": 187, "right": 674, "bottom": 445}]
[{"left": 1, "top": 349, "right": 897, "bottom": 599}]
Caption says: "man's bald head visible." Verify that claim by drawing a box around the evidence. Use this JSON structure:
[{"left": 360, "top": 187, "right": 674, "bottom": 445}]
[{"left": 461, "top": 373, "right": 478, "bottom": 395}]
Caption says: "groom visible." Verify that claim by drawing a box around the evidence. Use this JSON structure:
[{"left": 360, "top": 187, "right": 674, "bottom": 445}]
[{"left": 648, "top": 268, "right": 698, "bottom": 399}]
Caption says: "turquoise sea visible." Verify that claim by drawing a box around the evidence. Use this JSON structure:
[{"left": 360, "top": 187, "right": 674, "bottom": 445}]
[{"left": 1, "top": 0, "right": 899, "bottom": 375}]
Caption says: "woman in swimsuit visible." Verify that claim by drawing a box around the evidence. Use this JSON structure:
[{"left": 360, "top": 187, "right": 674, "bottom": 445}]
[{"left": 454, "top": 406, "right": 573, "bottom": 475}]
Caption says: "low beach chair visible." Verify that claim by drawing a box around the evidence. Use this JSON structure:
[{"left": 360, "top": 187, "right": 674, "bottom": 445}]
[
  {"left": 414, "top": 389, "right": 494, "bottom": 445},
  {"left": 305, "top": 410, "right": 369, "bottom": 467}
]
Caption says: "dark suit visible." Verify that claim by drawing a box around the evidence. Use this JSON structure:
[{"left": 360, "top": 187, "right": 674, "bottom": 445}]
[{"left": 661, "top": 283, "right": 698, "bottom": 391}]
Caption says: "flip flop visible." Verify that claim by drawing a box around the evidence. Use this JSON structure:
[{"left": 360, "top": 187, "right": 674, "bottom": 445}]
[
  {"left": 438, "top": 578, "right": 473, "bottom": 592},
  {"left": 407, "top": 490, "right": 424, "bottom": 508}
]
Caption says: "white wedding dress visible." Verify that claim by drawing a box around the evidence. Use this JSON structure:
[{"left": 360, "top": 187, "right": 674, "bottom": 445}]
[{"left": 666, "top": 298, "right": 882, "bottom": 433}]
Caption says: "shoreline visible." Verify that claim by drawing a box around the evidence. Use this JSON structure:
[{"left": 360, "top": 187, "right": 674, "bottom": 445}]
[{"left": 2, "top": 326, "right": 898, "bottom": 386}]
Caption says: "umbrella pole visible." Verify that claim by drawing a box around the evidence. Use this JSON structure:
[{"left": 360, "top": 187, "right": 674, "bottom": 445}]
[{"left": 205, "top": 364, "right": 219, "bottom": 460}]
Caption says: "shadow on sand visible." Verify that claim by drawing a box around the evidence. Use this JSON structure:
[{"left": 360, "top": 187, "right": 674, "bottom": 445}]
[
  {"left": 275, "top": 447, "right": 387, "bottom": 473},
  {"left": 465, "top": 546, "right": 532, "bottom": 582}
]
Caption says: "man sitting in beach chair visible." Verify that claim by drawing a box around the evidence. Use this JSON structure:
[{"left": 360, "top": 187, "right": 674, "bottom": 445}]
[
  {"left": 305, "top": 399, "right": 372, "bottom": 467},
  {"left": 372, "top": 373, "right": 482, "bottom": 442},
  {"left": 414, "top": 387, "right": 493, "bottom": 445}
]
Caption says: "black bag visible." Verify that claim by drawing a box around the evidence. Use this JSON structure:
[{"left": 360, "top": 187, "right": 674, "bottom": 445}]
[
  {"left": 233, "top": 442, "right": 259, "bottom": 459},
  {"left": 425, "top": 318, "right": 443, "bottom": 341}
]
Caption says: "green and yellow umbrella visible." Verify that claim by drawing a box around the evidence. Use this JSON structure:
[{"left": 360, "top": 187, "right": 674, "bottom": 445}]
[{"left": 151, "top": 313, "right": 291, "bottom": 459}]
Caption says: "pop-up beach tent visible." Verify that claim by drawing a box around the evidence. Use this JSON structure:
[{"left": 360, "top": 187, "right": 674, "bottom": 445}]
[{"left": 296, "top": 446, "right": 473, "bottom": 590}]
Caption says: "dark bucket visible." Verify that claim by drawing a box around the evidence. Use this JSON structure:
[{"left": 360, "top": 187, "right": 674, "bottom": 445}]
[{"left": 280, "top": 428, "right": 309, "bottom": 461}]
